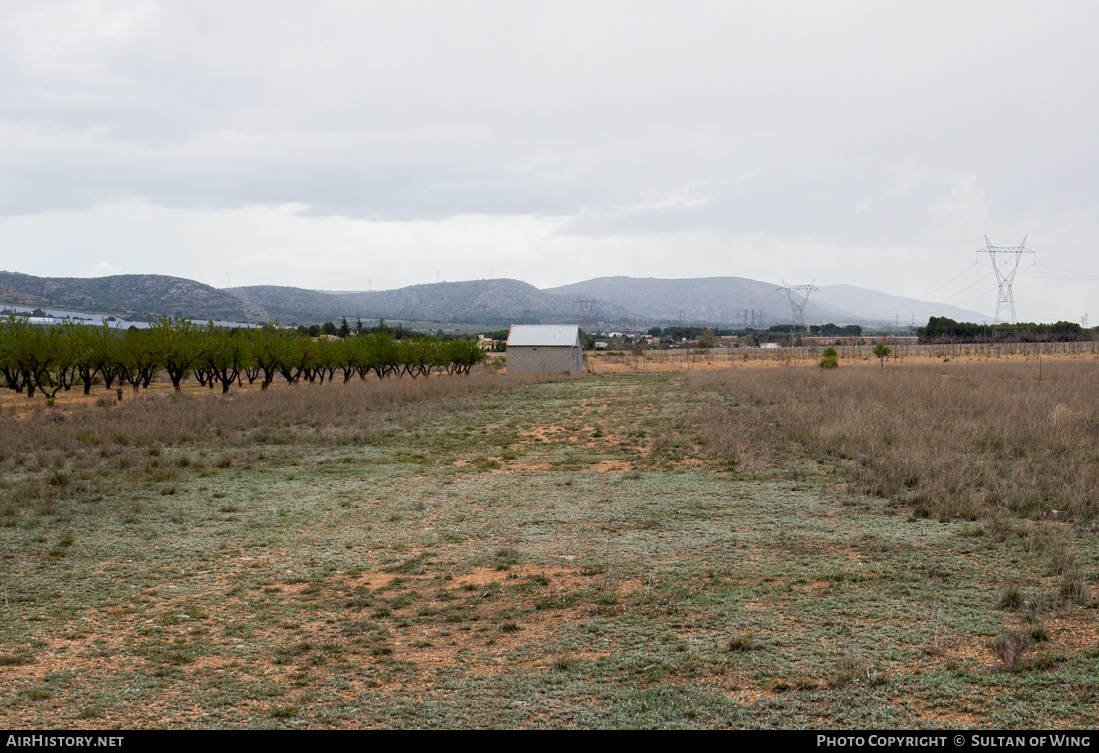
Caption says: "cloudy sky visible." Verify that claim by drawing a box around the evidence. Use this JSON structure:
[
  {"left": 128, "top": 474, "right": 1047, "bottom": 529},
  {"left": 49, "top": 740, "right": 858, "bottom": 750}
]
[{"left": 2, "top": 1, "right": 1098, "bottom": 321}]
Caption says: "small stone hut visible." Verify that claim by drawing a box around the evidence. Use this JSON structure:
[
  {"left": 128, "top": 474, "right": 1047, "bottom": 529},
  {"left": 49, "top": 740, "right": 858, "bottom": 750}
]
[{"left": 506, "top": 325, "right": 582, "bottom": 374}]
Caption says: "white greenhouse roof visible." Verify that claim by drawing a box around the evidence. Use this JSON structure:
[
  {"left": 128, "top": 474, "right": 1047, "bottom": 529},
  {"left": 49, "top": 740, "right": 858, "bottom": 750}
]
[{"left": 507, "top": 325, "right": 581, "bottom": 347}]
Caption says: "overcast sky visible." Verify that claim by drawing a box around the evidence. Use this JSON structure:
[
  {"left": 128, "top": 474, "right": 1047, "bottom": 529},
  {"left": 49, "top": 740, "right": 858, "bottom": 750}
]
[{"left": 2, "top": 1, "right": 1098, "bottom": 321}]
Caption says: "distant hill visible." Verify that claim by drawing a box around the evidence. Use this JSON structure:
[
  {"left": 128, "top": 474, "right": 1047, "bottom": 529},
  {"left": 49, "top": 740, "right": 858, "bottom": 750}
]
[
  {"left": 224, "top": 285, "right": 349, "bottom": 324},
  {"left": 545, "top": 276, "right": 854, "bottom": 327},
  {"left": 813, "top": 285, "right": 991, "bottom": 326},
  {"left": 330, "top": 279, "right": 630, "bottom": 325},
  {"left": 0, "top": 272, "right": 266, "bottom": 322},
  {"left": 228, "top": 278, "right": 631, "bottom": 325},
  {"left": 0, "top": 271, "right": 994, "bottom": 328},
  {"left": 547, "top": 277, "right": 993, "bottom": 327}
]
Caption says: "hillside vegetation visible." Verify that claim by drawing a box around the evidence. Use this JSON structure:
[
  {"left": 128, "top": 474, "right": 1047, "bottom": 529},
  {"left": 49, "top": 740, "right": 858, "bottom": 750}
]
[
  {"left": 229, "top": 279, "right": 631, "bottom": 326},
  {"left": 0, "top": 272, "right": 265, "bottom": 323}
]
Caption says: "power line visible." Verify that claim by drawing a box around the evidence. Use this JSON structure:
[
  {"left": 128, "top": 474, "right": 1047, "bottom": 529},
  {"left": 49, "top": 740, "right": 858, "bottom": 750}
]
[
  {"left": 944, "top": 285, "right": 1001, "bottom": 310},
  {"left": 881, "top": 273, "right": 992, "bottom": 319},
  {"left": 862, "top": 261, "right": 984, "bottom": 319},
  {"left": 1018, "top": 262, "right": 1099, "bottom": 282},
  {"left": 919, "top": 274, "right": 991, "bottom": 309}
]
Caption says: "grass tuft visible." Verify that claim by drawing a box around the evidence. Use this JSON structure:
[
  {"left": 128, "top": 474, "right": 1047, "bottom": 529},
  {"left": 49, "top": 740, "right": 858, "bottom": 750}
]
[
  {"left": 998, "top": 585, "right": 1024, "bottom": 610},
  {"left": 0, "top": 653, "right": 33, "bottom": 666},
  {"left": 728, "top": 632, "right": 763, "bottom": 652}
]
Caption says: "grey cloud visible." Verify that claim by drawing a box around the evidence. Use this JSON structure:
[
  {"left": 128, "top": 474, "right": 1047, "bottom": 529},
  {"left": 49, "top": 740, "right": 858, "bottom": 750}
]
[{"left": 1, "top": 0, "right": 1098, "bottom": 253}]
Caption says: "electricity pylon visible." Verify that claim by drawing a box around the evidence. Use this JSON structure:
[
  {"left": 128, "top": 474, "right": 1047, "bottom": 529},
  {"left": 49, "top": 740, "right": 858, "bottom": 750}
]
[
  {"left": 979, "top": 236, "right": 1034, "bottom": 325},
  {"left": 777, "top": 280, "right": 818, "bottom": 333},
  {"left": 576, "top": 296, "right": 599, "bottom": 326}
]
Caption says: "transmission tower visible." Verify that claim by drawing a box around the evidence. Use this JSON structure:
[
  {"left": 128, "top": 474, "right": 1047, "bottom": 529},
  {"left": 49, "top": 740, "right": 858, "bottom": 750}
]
[
  {"left": 576, "top": 296, "right": 599, "bottom": 326},
  {"left": 777, "top": 280, "right": 818, "bottom": 333},
  {"left": 979, "top": 236, "right": 1034, "bottom": 325}
]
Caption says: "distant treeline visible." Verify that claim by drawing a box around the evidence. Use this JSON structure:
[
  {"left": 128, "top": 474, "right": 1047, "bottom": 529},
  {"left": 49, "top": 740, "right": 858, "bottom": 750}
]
[
  {"left": 645, "top": 323, "right": 863, "bottom": 339},
  {"left": 646, "top": 326, "right": 705, "bottom": 339},
  {"left": 0, "top": 317, "right": 487, "bottom": 399},
  {"left": 772, "top": 323, "right": 863, "bottom": 337},
  {"left": 917, "top": 317, "right": 1088, "bottom": 343}
]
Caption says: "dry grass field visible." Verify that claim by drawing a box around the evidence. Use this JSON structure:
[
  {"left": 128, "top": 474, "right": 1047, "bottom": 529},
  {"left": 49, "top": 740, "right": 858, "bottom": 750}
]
[
  {"left": 2, "top": 355, "right": 1098, "bottom": 728},
  {"left": 585, "top": 339, "right": 1099, "bottom": 373}
]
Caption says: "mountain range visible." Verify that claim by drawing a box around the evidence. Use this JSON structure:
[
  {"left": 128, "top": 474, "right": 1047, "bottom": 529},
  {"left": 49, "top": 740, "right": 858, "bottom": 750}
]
[
  {"left": 0, "top": 270, "right": 991, "bottom": 328},
  {"left": 0, "top": 271, "right": 265, "bottom": 322}
]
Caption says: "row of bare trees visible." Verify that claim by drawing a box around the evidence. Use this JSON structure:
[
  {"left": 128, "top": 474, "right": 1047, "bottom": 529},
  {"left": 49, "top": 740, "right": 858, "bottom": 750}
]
[{"left": 0, "top": 317, "right": 487, "bottom": 399}]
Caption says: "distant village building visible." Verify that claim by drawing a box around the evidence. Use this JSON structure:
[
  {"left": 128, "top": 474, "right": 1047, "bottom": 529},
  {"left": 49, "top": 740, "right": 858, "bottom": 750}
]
[{"left": 506, "top": 325, "right": 582, "bottom": 374}]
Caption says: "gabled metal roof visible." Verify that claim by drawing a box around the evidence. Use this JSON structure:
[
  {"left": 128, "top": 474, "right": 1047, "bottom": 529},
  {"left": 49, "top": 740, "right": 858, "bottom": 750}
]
[{"left": 507, "top": 325, "right": 581, "bottom": 347}]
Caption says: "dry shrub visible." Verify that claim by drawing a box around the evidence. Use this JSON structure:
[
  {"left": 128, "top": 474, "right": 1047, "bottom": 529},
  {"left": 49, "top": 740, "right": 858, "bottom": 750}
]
[
  {"left": 827, "top": 652, "right": 889, "bottom": 688},
  {"left": 993, "top": 631, "right": 1033, "bottom": 673}
]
